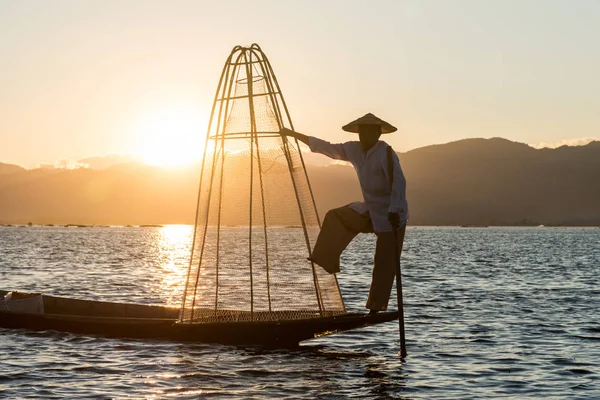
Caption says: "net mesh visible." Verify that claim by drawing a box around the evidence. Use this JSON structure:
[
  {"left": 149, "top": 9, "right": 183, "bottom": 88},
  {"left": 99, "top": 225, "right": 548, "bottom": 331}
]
[{"left": 180, "top": 46, "right": 345, "bottom": 323}]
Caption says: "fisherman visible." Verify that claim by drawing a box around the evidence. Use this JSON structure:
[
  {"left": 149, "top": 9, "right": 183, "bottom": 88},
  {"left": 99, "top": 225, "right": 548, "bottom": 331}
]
[{"left": 280, "top": 113, "right": 408, "bottom": 314}]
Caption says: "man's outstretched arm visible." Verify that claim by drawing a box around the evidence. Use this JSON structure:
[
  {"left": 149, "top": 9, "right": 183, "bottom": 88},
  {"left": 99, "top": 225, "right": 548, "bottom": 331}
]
[
  {"left": 280, "top": 127, "right": 309, "bottom": 145},
  {"left": 279, "top": 127, "right": 349, "bottom": 161}
]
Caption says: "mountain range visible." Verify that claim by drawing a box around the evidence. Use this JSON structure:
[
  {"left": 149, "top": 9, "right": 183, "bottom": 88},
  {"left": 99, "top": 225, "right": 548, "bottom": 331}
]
[{"left": 1, "top": 138, "right": 598, "bottom": 226}]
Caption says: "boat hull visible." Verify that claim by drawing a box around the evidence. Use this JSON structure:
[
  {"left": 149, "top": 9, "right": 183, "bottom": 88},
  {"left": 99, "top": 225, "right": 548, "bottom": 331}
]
[{"left": 0, "top": 292, "right": 398, "bottom": 346}]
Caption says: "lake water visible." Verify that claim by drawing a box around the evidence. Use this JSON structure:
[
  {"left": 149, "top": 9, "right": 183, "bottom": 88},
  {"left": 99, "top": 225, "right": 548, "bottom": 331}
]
[{"left": 1, "top": 226, "right": 599, "bottom": 399}]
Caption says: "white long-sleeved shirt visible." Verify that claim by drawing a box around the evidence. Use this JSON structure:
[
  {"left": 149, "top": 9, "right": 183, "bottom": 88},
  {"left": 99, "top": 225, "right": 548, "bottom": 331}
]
[{"left": 309, "top": 136, "right": 409, "bottom": 232}]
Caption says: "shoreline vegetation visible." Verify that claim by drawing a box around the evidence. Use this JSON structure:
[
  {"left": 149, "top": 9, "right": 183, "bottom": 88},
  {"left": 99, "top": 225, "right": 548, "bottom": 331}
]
[
  {"left": 1, "top": 223, "right": 598, "bottom": 229},
  {"left": 0, "top": 224, "right": 164, "bottom": 228}
]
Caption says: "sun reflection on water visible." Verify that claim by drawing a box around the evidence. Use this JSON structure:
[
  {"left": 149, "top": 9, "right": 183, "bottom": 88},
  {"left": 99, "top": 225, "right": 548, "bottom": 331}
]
[{"left": 156, "top": 225, "right": 193, "bottom": 305}]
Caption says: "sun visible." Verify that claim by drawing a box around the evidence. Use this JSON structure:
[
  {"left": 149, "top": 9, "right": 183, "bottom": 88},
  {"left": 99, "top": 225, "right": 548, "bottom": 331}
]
[{"left": 133, "top": 106, "right": 208, "bottom": 167}]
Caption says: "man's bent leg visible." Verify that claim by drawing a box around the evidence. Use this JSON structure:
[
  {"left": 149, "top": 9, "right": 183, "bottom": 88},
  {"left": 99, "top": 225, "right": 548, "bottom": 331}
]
[
  {"left": 311, "top": 205, "right": 372, "bottom": 274},
  {"left": 366, "top": 225, "right": 406, "bottom": 311}
]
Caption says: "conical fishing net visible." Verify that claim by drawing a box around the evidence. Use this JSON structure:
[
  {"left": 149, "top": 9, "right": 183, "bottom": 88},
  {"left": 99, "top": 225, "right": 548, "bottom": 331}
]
[{"left": 180, "top": 45, "right": 345, "bottom": 323}]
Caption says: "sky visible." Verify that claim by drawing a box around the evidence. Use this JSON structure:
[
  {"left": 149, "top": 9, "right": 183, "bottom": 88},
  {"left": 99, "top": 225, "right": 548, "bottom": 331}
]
[{"left": 1, "top": 0, "right": 599, "bottom": 168}]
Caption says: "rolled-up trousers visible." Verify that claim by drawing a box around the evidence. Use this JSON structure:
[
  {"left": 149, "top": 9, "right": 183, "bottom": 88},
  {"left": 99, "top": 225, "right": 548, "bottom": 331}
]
[{"left": 311, "top": 205, "right": 406, "bottom": 311}]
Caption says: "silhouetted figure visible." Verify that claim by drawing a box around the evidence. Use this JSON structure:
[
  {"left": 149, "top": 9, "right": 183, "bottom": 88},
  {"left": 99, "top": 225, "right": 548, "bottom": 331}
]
[{"left": 280, "top": 113, "right": 408, "bottom": 313}]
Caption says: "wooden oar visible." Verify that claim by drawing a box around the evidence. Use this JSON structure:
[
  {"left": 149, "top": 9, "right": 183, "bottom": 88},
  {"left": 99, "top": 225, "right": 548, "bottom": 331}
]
[
  {"left": 392, "top": 221, "right": 407, "bottom": 357},
  {"left": 387, "top": 145, "right": 407, "bottom": 357}
]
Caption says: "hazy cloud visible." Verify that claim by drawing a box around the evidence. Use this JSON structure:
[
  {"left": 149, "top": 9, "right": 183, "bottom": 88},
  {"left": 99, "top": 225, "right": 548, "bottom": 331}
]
[
  {"left": 77, "top": 154, "right": 141, "bottom": 170},
  {"left": 38, "top": 159, "right": 89, "bottom": 170},
  {"left": 36, "top": 154, "right": 142, "bottom": 170},
  {"left": 532, "top": 137, "right": 599, "bottom": 149}
]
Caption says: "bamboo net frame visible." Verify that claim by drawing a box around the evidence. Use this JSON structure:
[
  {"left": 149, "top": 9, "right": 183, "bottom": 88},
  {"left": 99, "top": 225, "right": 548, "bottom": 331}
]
[{"left": 179, "top": 44, "right": 345, "bottom": 323}]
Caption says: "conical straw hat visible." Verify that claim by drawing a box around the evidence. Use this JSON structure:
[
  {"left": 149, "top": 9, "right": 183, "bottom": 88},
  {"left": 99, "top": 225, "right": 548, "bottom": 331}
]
[{"left": 341, "top": 113, "right": 397, "bottom": 134}]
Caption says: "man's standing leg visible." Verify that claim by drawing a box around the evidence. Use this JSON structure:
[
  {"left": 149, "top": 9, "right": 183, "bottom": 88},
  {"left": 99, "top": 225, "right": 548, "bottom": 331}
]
[
  {"left": 311, "top": 205, "right": 373, "bottom": 274},
  {"left": 366, "top": 224, "right": 406, "bottom": 311}
]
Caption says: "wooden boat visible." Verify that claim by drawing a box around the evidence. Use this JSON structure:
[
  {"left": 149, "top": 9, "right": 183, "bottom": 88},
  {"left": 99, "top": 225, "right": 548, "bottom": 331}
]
[
  {"left": 0, "top": 45, "right": 405, "bottom": 348},
  {"left": 0, "top": 290, "right": 398, "bottom": 346}
]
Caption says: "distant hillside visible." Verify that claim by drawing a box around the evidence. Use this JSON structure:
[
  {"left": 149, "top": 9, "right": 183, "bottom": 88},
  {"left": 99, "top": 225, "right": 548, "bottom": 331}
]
[
  {"left": 400, "top": 138, "right": 600, "bottom": 225},
  {"left": 0, "top": 163, "right": 25, "bottom": 175},
  {"left": 0, "top": 138, "right": 598, "bottom": 226}
]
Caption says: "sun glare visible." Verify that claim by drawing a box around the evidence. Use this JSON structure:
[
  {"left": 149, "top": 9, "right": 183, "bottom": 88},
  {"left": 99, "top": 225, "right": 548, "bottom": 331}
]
[{"left": 133, "top": 106, "right": 207, "bottom": 167}]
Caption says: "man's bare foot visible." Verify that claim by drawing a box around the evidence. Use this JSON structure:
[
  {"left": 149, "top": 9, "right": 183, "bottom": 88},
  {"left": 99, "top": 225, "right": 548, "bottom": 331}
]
[{"left": 368, "top": 310, "right": 379, "bottom": 315}]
